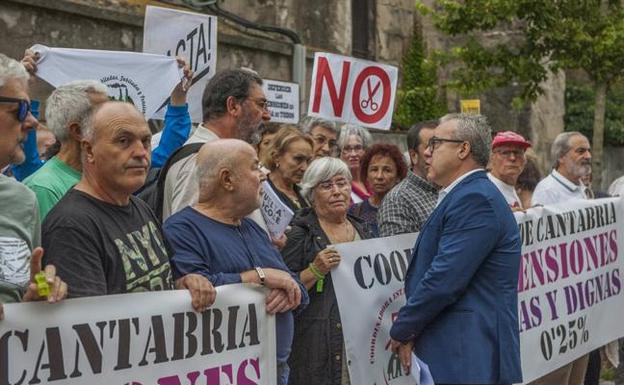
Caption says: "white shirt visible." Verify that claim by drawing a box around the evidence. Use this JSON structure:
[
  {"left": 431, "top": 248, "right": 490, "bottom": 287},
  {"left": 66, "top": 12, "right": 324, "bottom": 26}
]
[
  {"left": 436, "top": 168, "right": 484, "bottom": 207},
  {"left": 488, "top": 173, "right": 522, "bottom": 208},
  {"left": 531, "top": 169, "right": 587, "bottom": 206},
  {"left": 608, "top": 176, "right": 624, "bottom": 196}
]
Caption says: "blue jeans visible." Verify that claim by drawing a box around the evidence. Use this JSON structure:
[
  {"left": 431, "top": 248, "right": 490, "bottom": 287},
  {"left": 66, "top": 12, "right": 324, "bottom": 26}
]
[{"left": 277, "top": 360, "right": 290, "bottom": 385}]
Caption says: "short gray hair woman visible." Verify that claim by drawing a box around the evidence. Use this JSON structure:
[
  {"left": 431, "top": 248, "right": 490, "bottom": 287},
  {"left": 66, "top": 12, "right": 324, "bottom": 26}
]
[
  {"left": 281, "top": 157, "right": 371, "bottom": 385},
  {"left": 337, "top": 124, "right": 373, "bottom": 203},
  {"left": 301, "top": 116, "right": 340, "bottom": 158}
]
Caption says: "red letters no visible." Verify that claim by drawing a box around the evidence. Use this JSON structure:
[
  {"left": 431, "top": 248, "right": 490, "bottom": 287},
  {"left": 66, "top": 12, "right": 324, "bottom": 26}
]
[
  {"left": 311, "top": 57, "right": 351, "bottom": 117},
  {"left": 351, "top": 66, "right": 392, "bottom": 124}
]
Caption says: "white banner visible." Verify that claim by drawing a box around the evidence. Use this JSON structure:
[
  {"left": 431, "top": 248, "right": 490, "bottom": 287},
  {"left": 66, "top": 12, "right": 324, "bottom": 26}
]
[
  {"left": 516, "top": 198, "right": 624, "bottom": 382},
  {"left": 259, "top": 181, "right": 294, "bottom": 239},
  {"left": 332, "top": 232, "right": 418, "bottom": 385},
  {"left": 307, "top": 52, "right": 398, "bottom": 130},
  {"left": 31, "top": 44, "right": 181, "bottom": 120},
  {"left": 262, "top": 80, "right": 299, "bottom": 124},
  {"left": 0, "top": 284, "right": 276, "bottom": 385},
  {"left": 143, "top": 5, "right": 218, "bottom": 123},
  {"left": 331, "top": 198, "right": 624, "bottom": 384}
]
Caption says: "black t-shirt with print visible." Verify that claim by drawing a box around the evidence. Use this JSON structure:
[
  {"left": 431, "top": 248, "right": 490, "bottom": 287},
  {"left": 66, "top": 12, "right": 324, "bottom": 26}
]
[{"left": 42, "top": 189, "right": 173, "bottom": 298}]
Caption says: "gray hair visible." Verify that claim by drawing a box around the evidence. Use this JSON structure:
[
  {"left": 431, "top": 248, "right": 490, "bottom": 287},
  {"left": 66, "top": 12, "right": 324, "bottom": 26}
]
[
  {"left": 46, "top": 80, "right": 108, "bottom": 142},
  {"left": 337, "top": 124, "right": 373, "bottom": 150},
  {"left": 0, "top": 53, "right": 29, "bottom": 88},
  {"left": 202, "top": 69, "right": 263, "bottom": 122},
  {"left": 440, "top": 113, "right": 492, "bottom": 167},
  {"left": 300, "top": 157, "right": 352, "bottom": 203},
  {"left": 300, "top": 116, "right": 339, "bottom": 135},
  {"left": 551, "top": 131, "right": 586, "bottom": 168}
]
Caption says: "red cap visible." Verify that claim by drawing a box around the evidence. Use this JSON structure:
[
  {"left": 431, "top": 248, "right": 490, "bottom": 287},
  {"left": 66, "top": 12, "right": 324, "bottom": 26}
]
[{"left": 492, "top": 131, "right": 531, "bottom": 149}]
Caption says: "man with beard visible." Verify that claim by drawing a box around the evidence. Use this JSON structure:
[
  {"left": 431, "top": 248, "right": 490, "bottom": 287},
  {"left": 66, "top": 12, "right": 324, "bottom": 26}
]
[
  {"left": 162, "top": 69, "right": 271, "bottom": 220},
  {"left": 0, "top": 53, "right": 66, "bottom": 315},
  {"left": 532, "top": 132, "right": 591, "bottom": 206},
  {"left": 487, "top": 131, "right": 531, "bottom": 209}
]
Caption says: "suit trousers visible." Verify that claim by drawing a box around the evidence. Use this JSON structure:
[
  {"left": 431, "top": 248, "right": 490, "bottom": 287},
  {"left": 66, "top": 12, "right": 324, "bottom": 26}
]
[{"left": 527, "top": 354, "right": 589, "bottom": 385}]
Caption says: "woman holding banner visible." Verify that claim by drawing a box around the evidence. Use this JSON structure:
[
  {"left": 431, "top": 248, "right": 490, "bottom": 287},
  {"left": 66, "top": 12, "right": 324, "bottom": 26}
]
[
  {"left": 281, "top": 157, "right": 371, "bottom": 385},
  {"left": 338, "top": 124, "right": 373, "bottom": 205},
  {"left": 261, "top": 125, "right": 314, "bottom": 212}
]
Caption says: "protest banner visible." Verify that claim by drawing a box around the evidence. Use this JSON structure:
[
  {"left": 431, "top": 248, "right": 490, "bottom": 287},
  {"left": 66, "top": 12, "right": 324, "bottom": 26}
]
[
  {"left": 259, "top": 181, "right": 294, "bottom": 239},
  {"left": 143, "top": 5, "right": 218, "bottom": 123},
  {"left": 332, "top": 232, "right": 418, "bottom": 385},
  {"left": 307, "top": 52, "right": 398, "bottom": 130},
  {"left": 262, "top": 79, "right": 299, "bottom": 124},
  {"left": 0, "top": 284, "right": 276, "bottom": 385},
  {"left": 332, "top": 198, "right": 624, "bottom": 384},
  {"left": 31, "top": 44, "right": 181, "bottom": 120}
]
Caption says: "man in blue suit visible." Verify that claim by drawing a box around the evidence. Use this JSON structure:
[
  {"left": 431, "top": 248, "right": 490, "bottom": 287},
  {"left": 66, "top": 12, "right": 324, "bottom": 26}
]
[{"left": 390, "top": 114, "right": 522, "bottom": 385}]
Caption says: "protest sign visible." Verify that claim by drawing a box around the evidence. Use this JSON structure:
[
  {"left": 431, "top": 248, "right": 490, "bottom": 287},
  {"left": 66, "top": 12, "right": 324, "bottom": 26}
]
[
  {"left": 332, "top": 232, "right": 418, "bottom": 385},
  {"left": 0, "top": 284, "right": 276, "bottom": 385},
  {"left": 259, "top": 181, "right": 294, "bottom": 239},
  {"left": 516, "top": 198, "right": 624, "bottom": 382},
  {"left": 262, "top": 79, "right": 299, "bottom": 124},
  {"left": 143, "top": 5, "right": 218, "bottom": 123},
  {"left": 332, "top": 198, "right": 624, "bottom": 384},
  {"left": 31, "top": 44, "right": 181, "bottom": 120},
  {"left": 307, "top": 52, "right": 398, "bottom": 130}
]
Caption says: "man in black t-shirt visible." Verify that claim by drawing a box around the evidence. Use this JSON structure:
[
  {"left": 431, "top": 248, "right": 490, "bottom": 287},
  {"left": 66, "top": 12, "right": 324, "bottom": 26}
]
[{"left": 43, "top": 101, "right": 215, "bottom": 311}]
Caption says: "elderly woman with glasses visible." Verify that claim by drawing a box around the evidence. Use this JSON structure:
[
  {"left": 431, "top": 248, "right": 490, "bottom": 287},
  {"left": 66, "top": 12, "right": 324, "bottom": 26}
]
[
  {"left": 338, "top": 124, "right": 373, "bottom": 204},
  {"left": 281, "top": 157, "right": 371, "bottom": 385}
]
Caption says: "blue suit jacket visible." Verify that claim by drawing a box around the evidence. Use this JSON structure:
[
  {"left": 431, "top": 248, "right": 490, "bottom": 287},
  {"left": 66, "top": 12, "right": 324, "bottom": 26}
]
[{"left": 389, "top": 170, "right": 522, "bottom": 384}]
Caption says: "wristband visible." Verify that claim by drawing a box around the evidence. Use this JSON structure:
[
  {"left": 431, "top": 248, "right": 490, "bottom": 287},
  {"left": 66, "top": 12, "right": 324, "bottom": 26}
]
[
  {"left": 308, "top": 262, "right": 325, "bottom": 280},
  {"left": 255, "top": 267, "right": 266, "bottom": 286},
  {"left": 34, "top": 272, "right": 50, "bottom": 297}
]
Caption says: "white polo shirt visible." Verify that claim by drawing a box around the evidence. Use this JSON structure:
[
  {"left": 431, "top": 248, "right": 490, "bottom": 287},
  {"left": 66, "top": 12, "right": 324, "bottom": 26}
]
[
  {"left": 531, "top": 169, "right": 587, "bottom": 206},
  {"left": 488, "top": 173, "right": 522, "bottom": 208}
]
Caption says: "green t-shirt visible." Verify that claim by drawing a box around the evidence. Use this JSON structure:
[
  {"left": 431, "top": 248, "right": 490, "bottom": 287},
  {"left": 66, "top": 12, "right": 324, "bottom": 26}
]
[
  {"left": 24, "top": 156, "right": 81, "bottom": 220},
  {"left": 0, "top": 175, "right": 40, "bottom": 303}
]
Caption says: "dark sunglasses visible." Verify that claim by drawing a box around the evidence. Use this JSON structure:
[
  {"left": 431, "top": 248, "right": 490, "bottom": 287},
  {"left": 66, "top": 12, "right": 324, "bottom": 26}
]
[{"left": 0, "top": 96, "right": 31, "bottom": 122}]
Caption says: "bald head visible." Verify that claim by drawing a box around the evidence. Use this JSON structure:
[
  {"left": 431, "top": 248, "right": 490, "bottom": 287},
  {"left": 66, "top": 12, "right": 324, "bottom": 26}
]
[
  {"left": 84, "top": 101, "right": 146, "bottom": 143},
  {"left": 196, "top": 139, "right": 257, "bottom": 199}
]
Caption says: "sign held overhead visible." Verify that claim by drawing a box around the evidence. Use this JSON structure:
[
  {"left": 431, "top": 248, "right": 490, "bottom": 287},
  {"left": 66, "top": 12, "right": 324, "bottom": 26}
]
[{"left": 308, "top": 52, "right": 398, "bottom": 130}]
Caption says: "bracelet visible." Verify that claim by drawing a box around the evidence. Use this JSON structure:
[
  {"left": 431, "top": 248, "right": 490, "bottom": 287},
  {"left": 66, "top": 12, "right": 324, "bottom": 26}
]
[{"left": 308, "top": 262, "right": 325, "bottom": 280}]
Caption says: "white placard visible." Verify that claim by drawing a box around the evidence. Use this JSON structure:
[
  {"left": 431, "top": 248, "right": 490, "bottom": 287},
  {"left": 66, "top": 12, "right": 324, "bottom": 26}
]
[
  {"left": 307, "top": 52, "right": 398, "bottom": 130},
  {"left": 259, "top": 181, "right": 295, "bottom": 239},
  {"left": 0, "top": 284, "right": 276, "bottom": 385},
  {"left": 31, "top": 44, "right": 181, "bottom": 120},
  {"left": 332, "top": 232, "right": 418, "bottom": 385},
  {"left": 262, "top": 79, "right": 299, "bottom": 124},
  {"left": 143, "top": 5, "right": 218, "bottom": 123}
]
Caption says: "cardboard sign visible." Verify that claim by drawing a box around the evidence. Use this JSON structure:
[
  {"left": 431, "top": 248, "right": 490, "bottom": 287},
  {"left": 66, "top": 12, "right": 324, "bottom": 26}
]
[
  {"left": 262, "top": 79, "right": 299, "bottom": 124},
  {"left": 143, "top": 5, "right": 218, "bottom": 123},
  {"left": 307, "top": 52, "right": 398, "bottom": 130},
  {"left": 0, "top": 285, "right": 276, "bottom": 385}
]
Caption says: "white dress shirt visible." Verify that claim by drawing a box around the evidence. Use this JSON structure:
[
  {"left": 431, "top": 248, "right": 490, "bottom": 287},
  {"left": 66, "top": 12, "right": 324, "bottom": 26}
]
[{"left": 531, "top": 169, "right": 587, "bottom": 206}]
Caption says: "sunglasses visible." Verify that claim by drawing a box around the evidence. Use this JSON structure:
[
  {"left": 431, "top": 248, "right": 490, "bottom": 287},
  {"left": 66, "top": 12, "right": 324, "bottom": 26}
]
[{"left": 0, "top": 96, "right": 31, "bottom": 122}]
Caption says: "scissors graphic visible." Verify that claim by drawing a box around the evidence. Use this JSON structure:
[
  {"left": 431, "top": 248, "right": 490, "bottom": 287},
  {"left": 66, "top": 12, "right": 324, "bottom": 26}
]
[{"left": 360, "top": 77, "right": 381, "bottom": 111}]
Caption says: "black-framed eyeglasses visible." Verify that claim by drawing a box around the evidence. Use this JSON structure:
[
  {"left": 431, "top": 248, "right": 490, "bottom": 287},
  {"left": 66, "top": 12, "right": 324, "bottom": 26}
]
[
  {"left": 427, "top": 136, "right": 464, "bottom": 151},
  {"left": 0, "top": 96, "right": 31, "bottom": 122}
]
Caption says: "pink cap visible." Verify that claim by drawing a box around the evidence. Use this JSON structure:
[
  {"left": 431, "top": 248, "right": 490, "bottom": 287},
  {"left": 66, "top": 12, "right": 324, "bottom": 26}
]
[{"left": 492, "top": 131, "right": 531, "bottom": 149}]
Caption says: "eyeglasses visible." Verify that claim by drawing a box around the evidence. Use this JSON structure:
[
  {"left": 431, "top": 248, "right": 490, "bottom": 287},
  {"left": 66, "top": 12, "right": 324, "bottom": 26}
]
[
  {"left": 426, "top": 136, "right": 464, "bottom": 151},
  {"left": 342, "top": 144, "right": 364, "bottom": 153},
  {"left": 494, "top": 149, "right": 525, "bottom": 159},
  {"left": 247, "top": 97, "right": 269, "bottom": 111},
  {"left": 0, "top": 96, "right": 31, "bottom": 122},
  {"left": 317, "top": 178, "right": 350, "bottom": 192},
  {"left": 312, "top": 134, "right": 338, "bottom": 150}
]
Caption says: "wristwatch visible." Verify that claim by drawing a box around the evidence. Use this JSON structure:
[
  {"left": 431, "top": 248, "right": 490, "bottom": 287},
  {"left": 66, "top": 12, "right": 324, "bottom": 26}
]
[{"left": 255, "top": 266, "right": 266, "bottom": 286}]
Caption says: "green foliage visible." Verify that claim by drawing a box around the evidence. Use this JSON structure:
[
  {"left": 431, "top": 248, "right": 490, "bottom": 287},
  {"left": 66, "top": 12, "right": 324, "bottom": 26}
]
[
  {"left": 565, "top": 83, "right": 624, "bottom": 146},
  {"left": 418, "top": 0, "right": 624, "bottom": 100},
  {"left": 393, "top": 32, "right": 446, "bottom": 128}
]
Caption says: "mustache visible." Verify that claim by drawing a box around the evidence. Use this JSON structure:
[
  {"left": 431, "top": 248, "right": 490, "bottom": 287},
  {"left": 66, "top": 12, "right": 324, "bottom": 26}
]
[{"left": 125, "top": 160, "right": 149, "bottom": 168}]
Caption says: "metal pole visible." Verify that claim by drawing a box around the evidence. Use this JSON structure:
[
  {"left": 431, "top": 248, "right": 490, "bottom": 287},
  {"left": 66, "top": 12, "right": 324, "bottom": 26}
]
[{"left": 292, "top": 43, "right": 307, "bottom": 121}]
